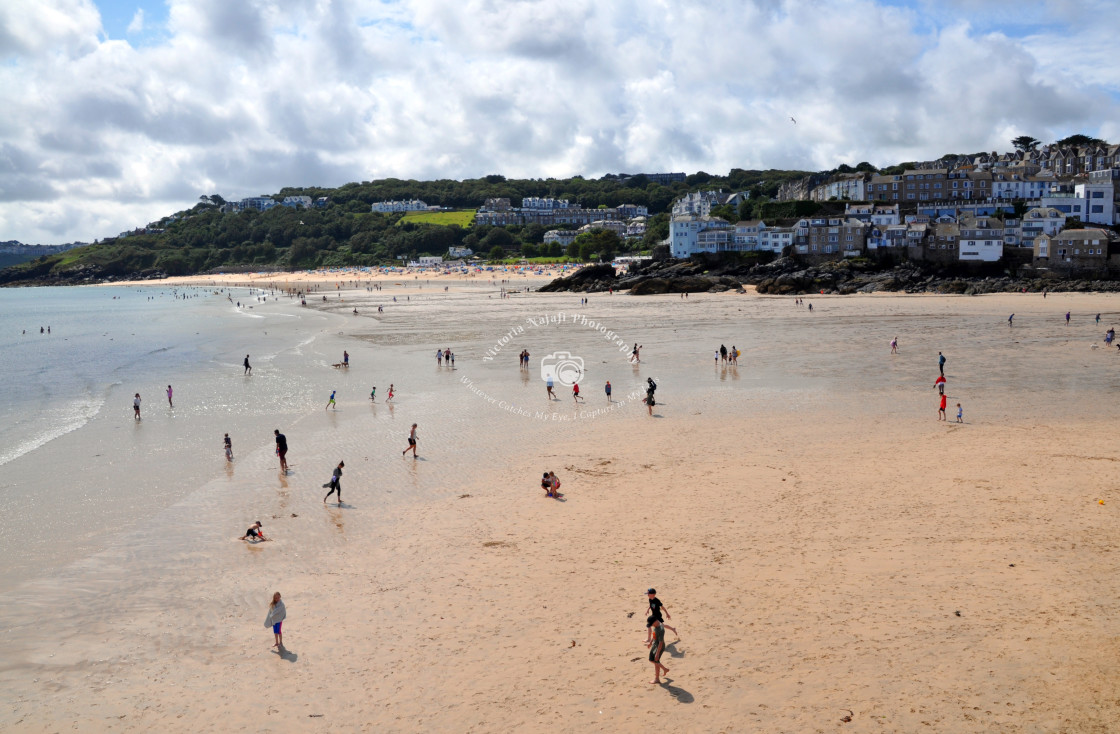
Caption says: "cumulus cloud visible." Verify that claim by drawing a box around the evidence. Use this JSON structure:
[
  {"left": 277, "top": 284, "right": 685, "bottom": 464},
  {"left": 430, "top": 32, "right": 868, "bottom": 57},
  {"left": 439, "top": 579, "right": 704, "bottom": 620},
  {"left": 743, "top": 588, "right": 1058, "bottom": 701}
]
[{"left": 0, "top": 0, "right": 1118, "bottom": 244}]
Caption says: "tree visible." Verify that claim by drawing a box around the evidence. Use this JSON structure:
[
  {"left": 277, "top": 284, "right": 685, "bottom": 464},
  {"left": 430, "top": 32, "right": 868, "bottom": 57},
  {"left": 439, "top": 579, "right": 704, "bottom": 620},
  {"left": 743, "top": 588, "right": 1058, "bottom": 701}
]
[
  {"left": 1057, "top": 134, "right": 1105, "bottom": 148},
  {"left": 488, "top": 245, "right": 506, "bottom": 261},
  {"left": 521, "top": 243, "right": 539, "bottom": 259},
  {"left": 482, "top": 227, "right": 514, "bottom": 250},
  {"left": 1011, "top": 135, "right": 1041, "bottom": 153}
]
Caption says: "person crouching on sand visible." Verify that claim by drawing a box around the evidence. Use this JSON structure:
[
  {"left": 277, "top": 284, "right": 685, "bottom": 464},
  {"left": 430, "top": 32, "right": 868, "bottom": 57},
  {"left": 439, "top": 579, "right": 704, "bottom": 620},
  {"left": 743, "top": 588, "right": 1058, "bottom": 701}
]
[
  {"left": 265, "top": 592, "right": 286, "bottom": 648},
  {"left": 241, "top": 521, "right": 267, "bottom": 542},
  {"left": 541, "top": 472, "right": 554, "bottom": 497}
]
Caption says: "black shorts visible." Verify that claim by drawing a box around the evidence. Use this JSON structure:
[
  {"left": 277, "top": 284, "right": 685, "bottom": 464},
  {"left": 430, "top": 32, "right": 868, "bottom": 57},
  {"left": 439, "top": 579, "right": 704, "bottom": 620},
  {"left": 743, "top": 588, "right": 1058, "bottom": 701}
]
[
  {"left": 649, "top": 646, "right": 663, "bottom": 663},
  {"left": 408, "top": 438, "right": 416, "bottom": 446}
]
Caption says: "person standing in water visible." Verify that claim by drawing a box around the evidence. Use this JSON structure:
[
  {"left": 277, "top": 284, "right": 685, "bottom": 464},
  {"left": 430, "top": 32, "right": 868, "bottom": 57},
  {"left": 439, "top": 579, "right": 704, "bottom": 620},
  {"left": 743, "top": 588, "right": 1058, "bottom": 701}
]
[
  {"left": 369, "top": 386, "right": 377, "bottom": 402},
  {"left": 1008, "top": 314, "right": 1014, "bottom": 327},
  {"left": 244, "top": 355, "right": 252, "bottom": 375},
  {"left": 322, "top": 461, "right": 344, "bottom": 504},
  {"left": 224, "top": 433, "right": 233, "bottom": 461},
  {"left": 604, "top": 380, "right": 612, "bottom": 403},
  {"left": 546, "top": 375, "right": 555, "bottom": 400},
  {"left": 386, "top": 384, "right": 395, "bottom": 402},
  {"left": 890, "top": 337, "right": 898, "bottom": 354},
  {"left": 403, "top": 423, "right": 419, "bottom": 458},
  {"left": 265, "top": 592, "right": 286, "bottom": 648},
  {"left": 325, "top": 390, "right": 336, "bottom": 410},
  {"left": 133, "top": 393, "right": 142, "bottom": 420},
  {"left": 166, "top": 385, "right": 173, "bottom": 408},
  {"left": 274, "top": 429, "right": 288, "bottom": 473},
  {"left": 343, "top": 350, "right": 349, "bottom": 367}
]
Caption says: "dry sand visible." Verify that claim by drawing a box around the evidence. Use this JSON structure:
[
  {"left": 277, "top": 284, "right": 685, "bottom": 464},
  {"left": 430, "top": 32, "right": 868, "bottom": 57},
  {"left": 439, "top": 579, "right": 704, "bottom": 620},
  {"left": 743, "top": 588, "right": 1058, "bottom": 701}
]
[{"left": 2, "top": 288, "right": 1119, "bottom": 733}]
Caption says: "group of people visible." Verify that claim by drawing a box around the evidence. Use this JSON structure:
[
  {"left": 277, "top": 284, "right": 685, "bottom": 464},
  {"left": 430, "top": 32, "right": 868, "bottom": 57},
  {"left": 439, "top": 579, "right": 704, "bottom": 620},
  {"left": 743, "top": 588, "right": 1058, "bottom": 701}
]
[
  {"left": 715, "top": 344, "right": 739, "bottom": 364},
  {"left": 540, "top": 470, "right": 561, "bottom": 498},
  {"left": 435, "top": 348, "right": 455, "bottom": 367}
]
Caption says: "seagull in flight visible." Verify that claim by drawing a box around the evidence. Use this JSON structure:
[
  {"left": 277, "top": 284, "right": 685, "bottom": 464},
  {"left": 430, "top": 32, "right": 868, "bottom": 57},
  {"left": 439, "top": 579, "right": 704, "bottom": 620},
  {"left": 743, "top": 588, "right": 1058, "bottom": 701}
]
[{"left": 789, "top": 116, "right": 797, "bottom": 124}]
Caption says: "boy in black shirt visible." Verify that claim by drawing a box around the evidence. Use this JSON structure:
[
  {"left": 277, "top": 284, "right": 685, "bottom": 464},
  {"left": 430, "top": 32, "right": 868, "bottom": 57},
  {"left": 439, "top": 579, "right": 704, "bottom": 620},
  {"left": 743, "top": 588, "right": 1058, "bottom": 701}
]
[{"left": 646, "top": 588, "right": 678, "bottom": 639}]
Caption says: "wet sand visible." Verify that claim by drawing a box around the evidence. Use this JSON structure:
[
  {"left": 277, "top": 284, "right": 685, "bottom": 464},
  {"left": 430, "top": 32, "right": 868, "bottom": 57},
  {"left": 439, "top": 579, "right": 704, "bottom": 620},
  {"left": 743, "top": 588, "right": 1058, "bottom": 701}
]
[{"left": 2, "top": 288, "right": 1119, "bottom": 732}]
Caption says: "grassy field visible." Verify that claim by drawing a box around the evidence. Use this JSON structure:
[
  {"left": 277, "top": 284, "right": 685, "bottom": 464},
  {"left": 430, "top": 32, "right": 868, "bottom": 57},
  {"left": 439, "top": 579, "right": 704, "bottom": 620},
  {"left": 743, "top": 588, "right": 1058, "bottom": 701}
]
[{"left": 398, "top": 210, "right": 476, "bottom": 227}]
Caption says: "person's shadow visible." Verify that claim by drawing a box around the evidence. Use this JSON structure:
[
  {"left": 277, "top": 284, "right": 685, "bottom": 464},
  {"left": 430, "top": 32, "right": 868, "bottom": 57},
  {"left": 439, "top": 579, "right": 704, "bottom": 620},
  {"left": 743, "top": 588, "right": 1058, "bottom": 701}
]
[
  {"left": 658, "top": 678, "right": 693, "bottom": 703},
  {"left": 272, "top": 646, "right": 297, "bottom": 662},
  {"left": 665, "top": 642, "right": 684, "bottom": 658}
]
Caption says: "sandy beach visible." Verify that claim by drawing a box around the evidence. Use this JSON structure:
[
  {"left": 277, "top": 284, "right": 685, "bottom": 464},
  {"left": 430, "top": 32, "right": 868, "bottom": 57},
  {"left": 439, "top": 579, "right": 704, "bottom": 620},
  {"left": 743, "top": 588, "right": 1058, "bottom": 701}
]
[{"left": 2, "top": 286, "right": 1119, "bottom": 733}]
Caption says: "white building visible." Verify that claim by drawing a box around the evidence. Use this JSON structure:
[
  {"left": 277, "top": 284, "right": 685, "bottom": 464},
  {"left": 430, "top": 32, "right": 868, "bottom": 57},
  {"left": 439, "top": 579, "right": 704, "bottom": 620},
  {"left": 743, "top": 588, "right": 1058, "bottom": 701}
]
[
  {"left": 957, "top": 215, "right": 1004, "bottom": 262},
  {"left": 810, "top": 173, "right": 869, "bottom": 202},
  {"left": 991, "top": 173, "right": 1055, "bottom": 200},
  {"left": 1073, "top": 180, "right": 1116, "bottom": 225},
  {"left": 281, "top": 195, "right": 313, "bottom": 209},
  {"left": 520, "top": 197, "right": 570, "bottom": 210},
  {"left": 733, "top": 220, "right": 766, "bottom": 250},
  {"left": 625, "top": 217, "right": 647, "bottom": 239},
  {"left": 579, "top": 220, "right": 627, "bottom": 236},
  {"left": 671, "top": 190, "right": 745, "bottom": 217},
  {"left": 871, "top": 204, "right": 900, "bottom": 226},
  {"left": 1017, "top": 207, "right": 1066, "bottom": 249},
  {"left": 448, "top": 246, "right": 474, "bottom": 258},
  {"left": 418, "top": 256, "right": 443, "bottom": 266},
  {"left": 759, "top": 227, "right": 794, "bottom": 253},
  {"left": 670, "top": 215, "right": 734, "bottom": 257},
  {"left": 371, "top": 199, "right": 429, "bottom": 213},
  {"left": 543, "top": 230, "right": 578, "bottom": 247}
]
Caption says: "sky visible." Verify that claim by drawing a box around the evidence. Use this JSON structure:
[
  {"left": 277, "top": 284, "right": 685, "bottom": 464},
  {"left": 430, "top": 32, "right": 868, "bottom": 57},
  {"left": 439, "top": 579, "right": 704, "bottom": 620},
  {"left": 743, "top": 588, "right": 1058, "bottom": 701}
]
[{"left": 1, "top": 0, "right": 1119, "bottom": 245}]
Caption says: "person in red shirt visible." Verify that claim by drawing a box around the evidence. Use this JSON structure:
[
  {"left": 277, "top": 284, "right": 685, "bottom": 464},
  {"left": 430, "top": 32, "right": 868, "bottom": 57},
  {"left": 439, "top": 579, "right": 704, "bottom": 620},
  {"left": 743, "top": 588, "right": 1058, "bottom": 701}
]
[
  {"left": 934, "top": 374, "right": 946, "bottom": 395},
  {"left": 938, "top": 393, "right": 947, "bottom": 421}
]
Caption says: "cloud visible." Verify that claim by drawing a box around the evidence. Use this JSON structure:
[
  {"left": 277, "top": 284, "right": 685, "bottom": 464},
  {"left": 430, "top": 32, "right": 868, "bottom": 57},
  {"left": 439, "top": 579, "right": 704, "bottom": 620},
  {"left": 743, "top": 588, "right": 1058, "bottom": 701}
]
[
  {"left": 126, "top": 8, "right": 143, "bottom": 34},
  {"left": 0, "top": 0, "right": 1118, "bottom": 244}
]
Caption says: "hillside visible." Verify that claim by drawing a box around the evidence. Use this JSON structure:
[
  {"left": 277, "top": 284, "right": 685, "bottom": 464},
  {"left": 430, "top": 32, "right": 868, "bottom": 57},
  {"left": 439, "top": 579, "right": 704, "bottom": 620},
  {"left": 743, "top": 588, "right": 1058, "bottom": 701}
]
[{"left": 0, "top": 169, "right": 809, "bottom": 285}]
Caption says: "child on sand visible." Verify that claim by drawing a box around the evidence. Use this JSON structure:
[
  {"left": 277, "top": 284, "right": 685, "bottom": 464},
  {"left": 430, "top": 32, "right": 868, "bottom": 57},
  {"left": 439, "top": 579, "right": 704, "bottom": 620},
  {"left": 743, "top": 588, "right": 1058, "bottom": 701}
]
[
  {"left": 322, "top": 461, "right": 344, "bottom": 503},
  {"left": 646, "top": 617, "right": 669, "bottom": 684},
  {"left": 264, "top": 592, "right": 286, "bottom": 648},
  {"left": 646, "top": 588, "right": 678, "bottom": 638},
  {"left": 224, "top": 433, "right": 233, "bottom": 461},
  {"left": 549, "top": 471, "right": 561, "bottom": 497},
  {"left": 403, "top": 424, "right": 418, "bottom": 457},
  {"left": 240, "top": 521, "right": 267, "bottom": 541},
  {"left": 370, "top": 386, "right": 376, "bottom": 402},
  {"left": 387, "top": 384, "right": 395, "bottom": 402},
  {"left": 133, "top": 393, "right": 142, "bottom": 420},
  {"left": 956, "top": 403, "right": 963, "bottom": 423},
  {"left": 890, "top": 337, "right": 898, "bottom": 354}
]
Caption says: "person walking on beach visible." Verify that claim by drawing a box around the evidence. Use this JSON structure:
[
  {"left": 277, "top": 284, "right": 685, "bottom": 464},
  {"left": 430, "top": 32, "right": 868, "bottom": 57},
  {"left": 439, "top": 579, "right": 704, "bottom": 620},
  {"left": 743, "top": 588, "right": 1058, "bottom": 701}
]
[
  {"left": 403, "top": 423, "right": 419, "bottom": 458},
  {"left": 605, "top": 380, "right": 612, "bottom": 403},
  {"left": 1096, "top": 313, "right": 1101, "bottom": 325},
  {"left": 370, "top": 386, "right": 377, "bottom": 402},
  {"left": 631, "top": 343, "right": 642, "bottom": 363},
  {"left": 647, "top": 617, "right": 669, "bottom": 685},
  {"left": 1008, "top": 314, "right": 1014, "bottom": 327},
  {"left": 325, "top": 390, "right": 336, "bottom": 410},
  {"left": 224, "top": 433, "right": 233, "bottom": 461},
  {"left": 807, "top": 303, "right": 812, "bottom": 312},
  {"left": 449, "top": 351, "right": 455, "bottom": 368},
  {"left": 546, "top": 375, "right": 555, "bottom": 400},
  {"left": 938, "top": 352, "right": 945, "bottom": 376},
  {"left": 166, "top": 385, "right": 173, "bottom": 408},
  {"left": 956, "top": 403, "right": 963, "bottom": 423},
  {"left": 133, "top": 393, "right": 142, "bottom": 420},
  {"left": 1066, "top": 311, "right": 1071, "bottom": 326},
  {"left": 322, "top": 461, "right": 344, "bottom": 504},
  {"left": 240, "top": 521, "right": 267, "bottom": 541},
  {"left": 572, "top": 382, "right": 583, "bottom": 403},
  {"left": 644, "top": 391, "right": 655, "bottom": 416},
  {"left": 274, "top": 429, "right": 288, "bottom": 473},
  {"left": 343, "top": 350, "right": 349, "bottom": 367},
  {"left": 890, "top": 337, "right": 898, "bottom": 354},
  {"left": 437, "top": 349, "right": 443, "bottom": 366},
  {"left": 646, "top": 588, "right": 678, "bottom": 638},
  {"left": 938, "top": 393, "right": 947, "bottom": 421},
  {"left": 719, "top": 344, "right": 727, "bottom": 363},
  {"left": 244, "top": 355, "right": 252, "bottom": 375},
  {"left": 387, "top": 384, "right": 395, "bottom": 402},
  {"left": 934, "top": 374, "right": 946, "bottom": 395},
  {"left": 714, "top": 349, "right": 719, "bottom": 363},
  {"left": 265, "top": 592, "right": 286, "bottom": 648}
]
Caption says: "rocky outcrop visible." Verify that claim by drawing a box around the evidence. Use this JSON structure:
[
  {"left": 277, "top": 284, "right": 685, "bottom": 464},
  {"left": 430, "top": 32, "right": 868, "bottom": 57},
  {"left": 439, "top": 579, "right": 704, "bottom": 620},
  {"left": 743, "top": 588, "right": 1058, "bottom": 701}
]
[{"left": 539, "top": 256, "right": 1120, "bottom": 296}]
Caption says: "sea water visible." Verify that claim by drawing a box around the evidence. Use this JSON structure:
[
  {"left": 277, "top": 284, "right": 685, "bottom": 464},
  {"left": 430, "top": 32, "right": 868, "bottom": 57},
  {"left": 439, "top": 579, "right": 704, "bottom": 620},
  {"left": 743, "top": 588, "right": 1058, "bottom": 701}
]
[{"left": 0, "top": 285, "right": 340, "bottom": 590}]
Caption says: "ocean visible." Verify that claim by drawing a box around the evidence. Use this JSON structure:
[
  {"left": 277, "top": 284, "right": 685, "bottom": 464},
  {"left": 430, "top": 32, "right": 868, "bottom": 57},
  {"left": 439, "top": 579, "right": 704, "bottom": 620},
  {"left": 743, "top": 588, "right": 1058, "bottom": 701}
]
[{"left": 0, "top": 284, "right": 336, "bottom": 590}]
